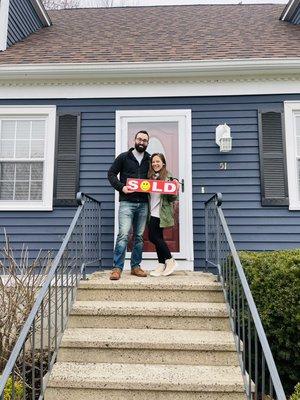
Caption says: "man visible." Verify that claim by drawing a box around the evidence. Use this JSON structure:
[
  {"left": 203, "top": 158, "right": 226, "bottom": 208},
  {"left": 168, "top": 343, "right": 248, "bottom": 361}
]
[{"left": 108, "top": 130, "right": 150, "bottom": 280}]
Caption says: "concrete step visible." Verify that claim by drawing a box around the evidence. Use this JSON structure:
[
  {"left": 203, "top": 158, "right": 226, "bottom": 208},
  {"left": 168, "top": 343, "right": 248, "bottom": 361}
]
[
  {"left": 68, "top": 300, "right": 231, "bottom": 331},
  {"left": 45, "top": 362, "right": 246, "bottom": 400},
  {"left": 57, "top": 328, "right": 239, "bottom": 366},
  {"left": 77, "top": 271, "right": 224, "bottom": 303}
]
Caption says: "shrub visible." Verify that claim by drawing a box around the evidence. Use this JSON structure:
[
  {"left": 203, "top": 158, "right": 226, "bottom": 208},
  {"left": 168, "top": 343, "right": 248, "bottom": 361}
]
[
  {"left": 290, "top": 383, "right": 300, "bottom": 400},
  {"left": 239, "top": 250, "right": 300, "bottom": 396},
  {"left": 1, "top": 376, "right": 24, "bottom": 400}
]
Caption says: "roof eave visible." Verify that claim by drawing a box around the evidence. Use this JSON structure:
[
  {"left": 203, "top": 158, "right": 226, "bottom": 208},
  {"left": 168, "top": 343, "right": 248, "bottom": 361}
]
[{"left": 0, "top": 58, "right": 299, "bottom": 80}]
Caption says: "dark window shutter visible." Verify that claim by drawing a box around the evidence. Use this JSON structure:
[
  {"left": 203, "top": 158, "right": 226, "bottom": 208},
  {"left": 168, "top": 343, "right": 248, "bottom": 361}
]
[
  {"left": 258, "top": 110, "right": 288, "bottom": 206},
  {"left": 54, "top": 113, "right": 80, "bottom": 206}
]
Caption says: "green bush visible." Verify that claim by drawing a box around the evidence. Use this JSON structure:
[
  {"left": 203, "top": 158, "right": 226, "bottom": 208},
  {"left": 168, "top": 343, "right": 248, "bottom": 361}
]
[
  {"left": 290, "top": 383, "right": 300, "bottom": 400},
  {"left": 0, "top": 376, "right": 24, "bottom": 400},
  {"left": 239, "top": 250, "right": 300, "bottom": 397}
]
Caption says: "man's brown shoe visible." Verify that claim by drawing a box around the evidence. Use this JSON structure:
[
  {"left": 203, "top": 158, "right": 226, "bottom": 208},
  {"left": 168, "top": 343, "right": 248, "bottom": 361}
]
[
  {"left": 131, "top": 267, "right": 147, "bottom": 277},
  {"left": 110, "top": 268, "right": 122, "bottom": 280}
]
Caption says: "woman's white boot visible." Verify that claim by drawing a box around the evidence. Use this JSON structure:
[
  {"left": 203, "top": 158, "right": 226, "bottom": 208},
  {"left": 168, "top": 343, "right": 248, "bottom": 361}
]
[
  {"left": 150, "top": 263, "right": 165, "bottom": 277},
  {"left": 162, "top": 258, "right": 177, "bottom": 276}
]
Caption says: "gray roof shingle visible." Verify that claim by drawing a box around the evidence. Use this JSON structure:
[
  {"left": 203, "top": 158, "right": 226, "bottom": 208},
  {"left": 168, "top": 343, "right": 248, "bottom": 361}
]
[{"left": 0, "top": 4, "right": 299, "bottom": 65}]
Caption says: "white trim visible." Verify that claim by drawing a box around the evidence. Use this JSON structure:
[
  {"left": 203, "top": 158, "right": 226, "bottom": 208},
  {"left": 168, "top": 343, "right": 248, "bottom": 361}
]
[
  {"left": 0, "top": 0, "right": 9, "bottom": 52},
  {"left": 0, "top": 75, "right": 300, "bottom": 99},
  {"left": 29, "top": 0, "right": 51, "bottom": 26},
  {"left": 0, "top": 58, "right": 300, "bottom": 79},
  {"left": 284, "top": 101, "right": 300, "bottom": 210},
  {"left": 0, "top": 106, "right": 56, "bottom": 211},
  {"left": 114, "top": 109, "right": 194, "bottom": 268}
]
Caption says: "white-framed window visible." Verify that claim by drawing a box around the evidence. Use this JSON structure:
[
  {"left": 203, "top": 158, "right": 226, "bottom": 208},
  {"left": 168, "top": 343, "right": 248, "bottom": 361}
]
[
  {"left": 0, "top": 106, "right": 56, "bottom": 211},
  {"left": 284, "top": 101, "right": 300, "bottom": 210}
]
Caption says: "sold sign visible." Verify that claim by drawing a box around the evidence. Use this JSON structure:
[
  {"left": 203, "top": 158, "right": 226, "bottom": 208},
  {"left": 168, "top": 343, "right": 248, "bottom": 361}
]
[{"left": 126, "top": 178, "right": 178, "bottom": 195}]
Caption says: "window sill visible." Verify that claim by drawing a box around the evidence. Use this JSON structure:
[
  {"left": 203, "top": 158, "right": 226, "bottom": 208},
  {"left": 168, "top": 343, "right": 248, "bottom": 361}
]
[
  {"left": 288, "top": 205, "right": 300, "bottom": 211},
  {"left": 0, "top": 202, "right": 53, "bottom": 211}
]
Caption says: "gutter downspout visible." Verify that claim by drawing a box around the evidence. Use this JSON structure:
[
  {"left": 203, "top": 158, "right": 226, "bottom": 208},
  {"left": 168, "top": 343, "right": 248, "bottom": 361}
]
[{"left": 0, "top": 0, "right": 10, "bottom": 51}]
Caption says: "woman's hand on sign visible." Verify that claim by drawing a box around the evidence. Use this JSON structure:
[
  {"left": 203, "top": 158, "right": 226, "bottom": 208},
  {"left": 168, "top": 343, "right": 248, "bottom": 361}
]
[{"left": 122, "top": 185, "right": 135, "bottom": 194}]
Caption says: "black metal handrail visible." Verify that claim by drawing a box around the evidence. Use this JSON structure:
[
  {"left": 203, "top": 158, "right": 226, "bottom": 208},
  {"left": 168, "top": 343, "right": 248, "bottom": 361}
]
[
  {"left": 0, "top": 192, "right": 101, "bottom": 399},
  {"left": 205, "top": 193, "right": 286, "bottom": 400}
]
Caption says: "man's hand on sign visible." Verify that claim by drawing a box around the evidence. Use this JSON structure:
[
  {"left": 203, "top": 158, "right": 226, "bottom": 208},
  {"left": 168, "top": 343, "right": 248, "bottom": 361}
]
[{"left": 122, "top": 185, "right": 135, "bottom": 194}]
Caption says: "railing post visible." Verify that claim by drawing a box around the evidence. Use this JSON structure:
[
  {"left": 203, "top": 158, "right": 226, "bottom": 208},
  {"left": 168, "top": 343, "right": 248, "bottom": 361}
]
[
  {"left": 98, "top": 202, "right": 102, "bottom": 269},
  {"left": 216, "top": 210, "right": 220, "bottom": 280},
  {"left": 82, "top": 205, "right": 87, "bottom": 280},
  {"left": 205, "top": 204, "right": 208, "bottom": 272},
  {"left": 215, "top": 196, "right": 221, "bottom": 281}
]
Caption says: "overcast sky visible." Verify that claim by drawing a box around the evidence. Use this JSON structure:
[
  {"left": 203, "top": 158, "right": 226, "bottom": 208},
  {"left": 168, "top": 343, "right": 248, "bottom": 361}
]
[{"left": 80, "top": 0, "right": 288, "bottom": 6}]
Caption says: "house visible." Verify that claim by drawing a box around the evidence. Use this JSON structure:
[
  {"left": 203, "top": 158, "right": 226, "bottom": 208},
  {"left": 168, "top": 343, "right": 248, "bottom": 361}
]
[{"left": 0, "top": 0, "right": 299, "bottom": 272}]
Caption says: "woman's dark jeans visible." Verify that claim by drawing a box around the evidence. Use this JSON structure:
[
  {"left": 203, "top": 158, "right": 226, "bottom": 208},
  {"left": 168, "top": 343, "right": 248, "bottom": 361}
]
[{"left": 148, "top": 216, "right": 172, "bottom": 264}]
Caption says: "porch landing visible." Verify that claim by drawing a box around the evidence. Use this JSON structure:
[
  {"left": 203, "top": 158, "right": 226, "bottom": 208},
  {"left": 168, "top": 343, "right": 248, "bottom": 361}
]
[
  {"left": 77, "top": 270, "right": 224, "bottom": 303},
  {"left": 84, "top": 270, "right": 221, "bottom": 287}
]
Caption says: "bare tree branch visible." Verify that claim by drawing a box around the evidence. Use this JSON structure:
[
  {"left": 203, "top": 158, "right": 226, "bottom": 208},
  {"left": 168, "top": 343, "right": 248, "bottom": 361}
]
[
  {"left": 42, "top": 0, "right": 80, "bottom": 10},
  {"left": 84, "top": 0, "right": 138, "bottom": 6},
  {"left": 42, "top": 0, "right": 138, "bottom": 9}
]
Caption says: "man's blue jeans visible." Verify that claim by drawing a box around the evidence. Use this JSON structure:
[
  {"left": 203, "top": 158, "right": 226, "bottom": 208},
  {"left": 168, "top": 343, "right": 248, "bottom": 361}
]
[{"left": 113, "top": 201, "right": 148, "bottom": 270}]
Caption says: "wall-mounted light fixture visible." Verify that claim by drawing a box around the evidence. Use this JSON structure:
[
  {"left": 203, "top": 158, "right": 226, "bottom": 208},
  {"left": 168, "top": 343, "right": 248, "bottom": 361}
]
[{"left": 215, "top": 123, "right": 232, "bottom": 152}]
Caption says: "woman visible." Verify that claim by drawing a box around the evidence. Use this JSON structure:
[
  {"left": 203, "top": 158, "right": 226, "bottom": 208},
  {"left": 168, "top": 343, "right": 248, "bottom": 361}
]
[{"left": 148, "top": 153, "right": 179, "bottom": 277}]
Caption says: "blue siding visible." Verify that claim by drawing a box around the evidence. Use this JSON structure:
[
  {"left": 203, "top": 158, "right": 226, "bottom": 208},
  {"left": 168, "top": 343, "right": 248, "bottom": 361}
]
[
  {"left": 0, "top": 94, "right": 300, "bottom": 271},
  {"left": 7, "top": 0, "right": 44, "bottom": 48},
  {"left": 292, "top": 7, "right": 300, "bottom": 24}
]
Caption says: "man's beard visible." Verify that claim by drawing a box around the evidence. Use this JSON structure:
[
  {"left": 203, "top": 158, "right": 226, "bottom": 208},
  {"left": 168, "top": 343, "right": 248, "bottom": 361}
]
[{"left": 135, "top": 143, "right": 147, "bottom": 153}]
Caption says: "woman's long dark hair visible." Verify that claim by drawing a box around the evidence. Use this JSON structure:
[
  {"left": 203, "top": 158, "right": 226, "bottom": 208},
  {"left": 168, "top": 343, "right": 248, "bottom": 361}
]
[{"left": 148, "top": 153, "right": 169, "bottom": 180}]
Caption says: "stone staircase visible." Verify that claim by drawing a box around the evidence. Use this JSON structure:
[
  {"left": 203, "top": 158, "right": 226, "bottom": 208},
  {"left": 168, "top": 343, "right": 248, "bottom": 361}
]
[{"left": 45, "top": 271, "right": 246, "bottom": 400}]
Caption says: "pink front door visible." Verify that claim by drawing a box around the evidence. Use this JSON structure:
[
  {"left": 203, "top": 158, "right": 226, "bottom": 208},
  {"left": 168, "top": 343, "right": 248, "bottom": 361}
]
[{"left": 127, "top": 121, "right": 180, "bottom": 253}]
